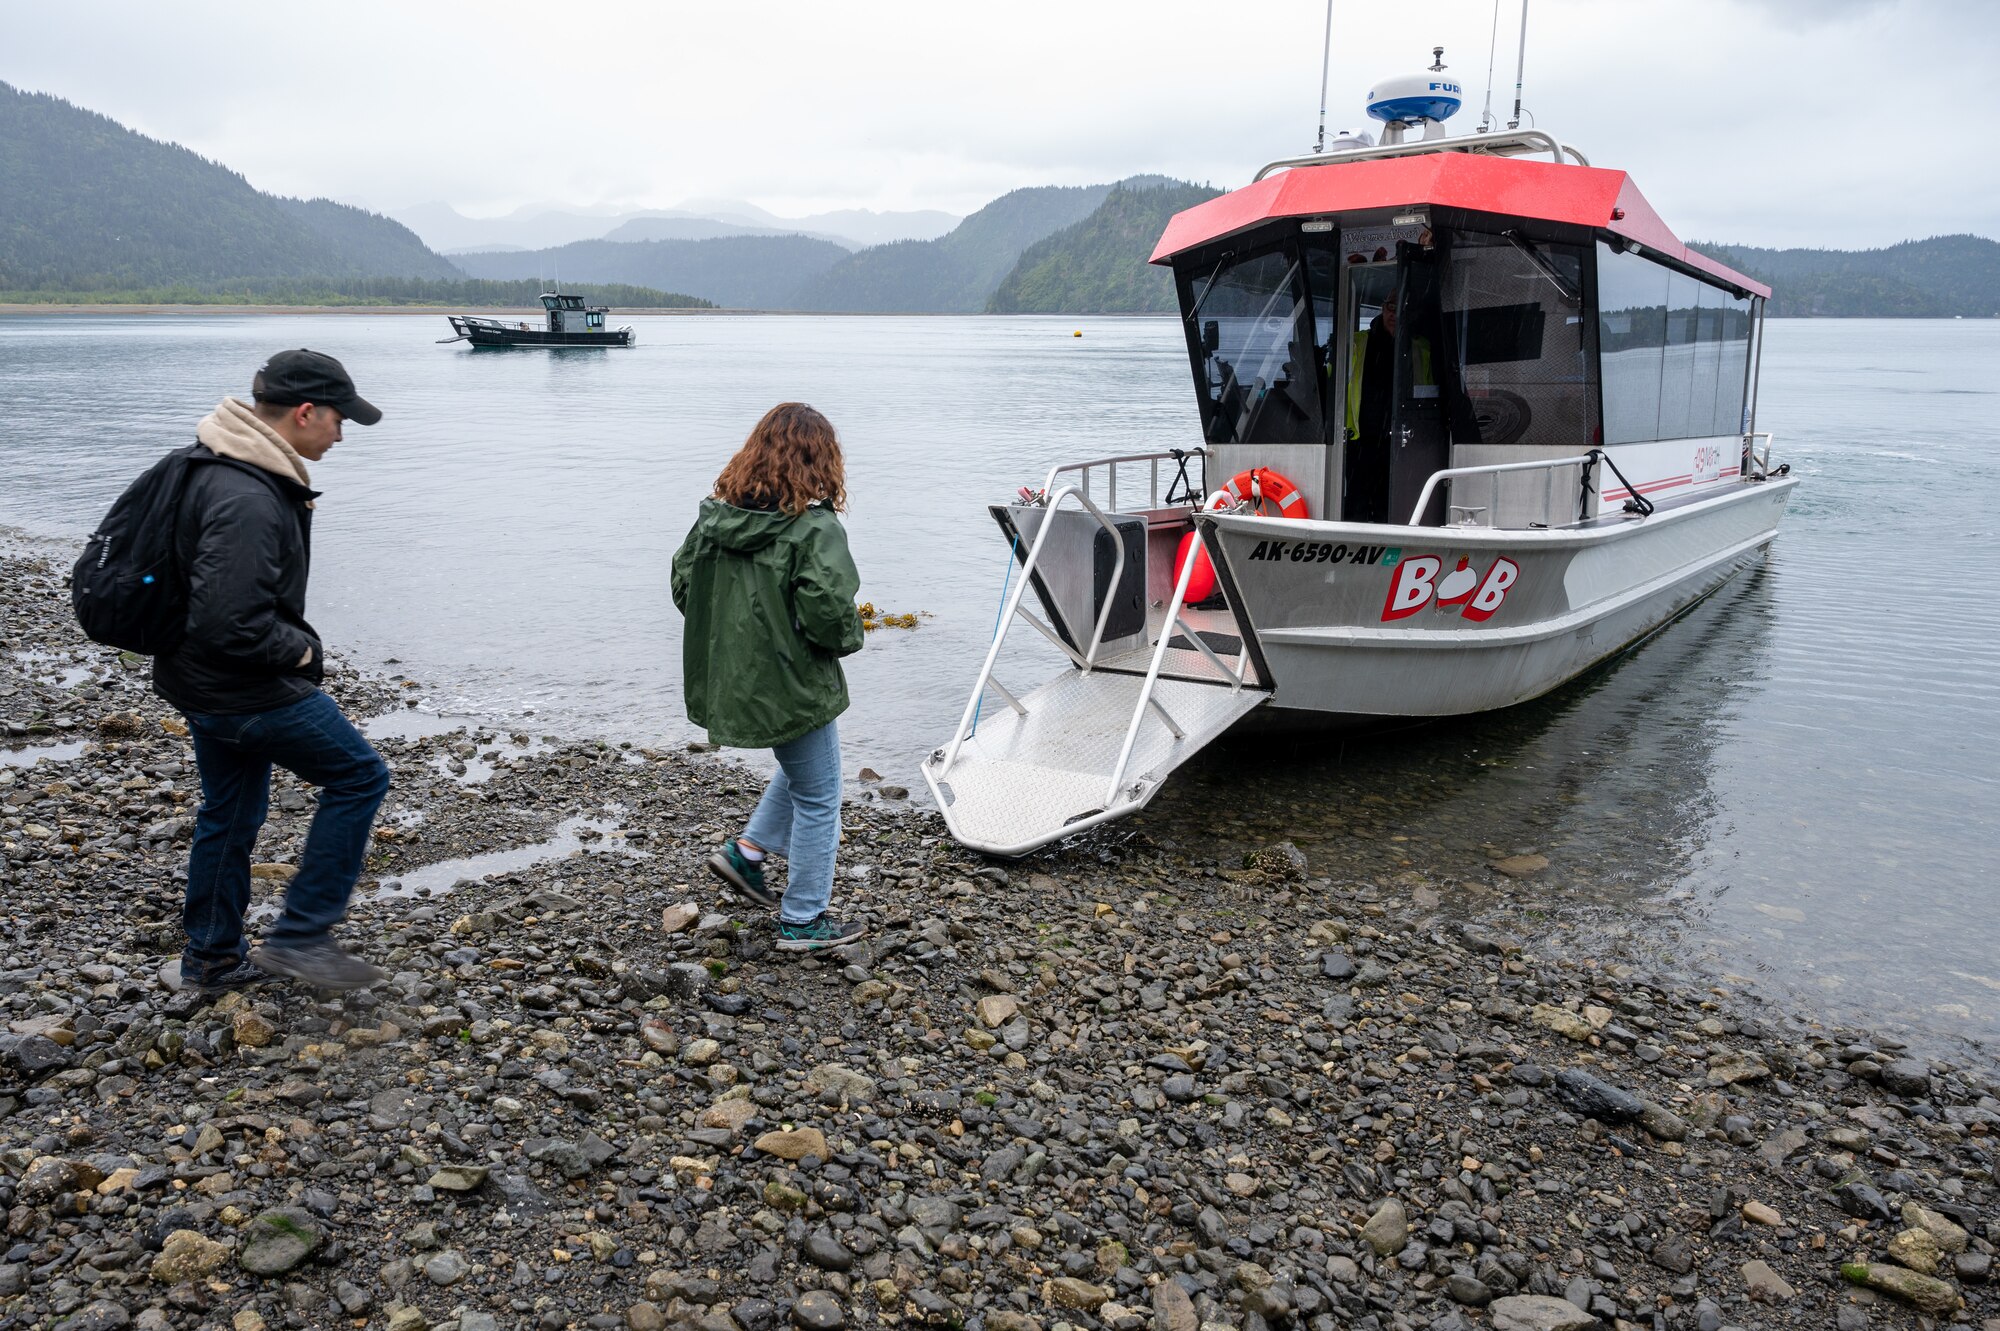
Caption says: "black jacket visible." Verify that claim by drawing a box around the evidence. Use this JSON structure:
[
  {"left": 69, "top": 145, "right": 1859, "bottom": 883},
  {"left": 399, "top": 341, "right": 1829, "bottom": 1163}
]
[{"left": 151, "top": 445, "right": 326, "bottom": 716}]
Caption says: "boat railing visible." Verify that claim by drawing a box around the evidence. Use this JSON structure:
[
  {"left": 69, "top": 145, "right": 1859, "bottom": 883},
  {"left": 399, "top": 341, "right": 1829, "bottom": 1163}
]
[
  {"left": 935, "top": 484, "right": 1132, "bottom": 781},
  {"left": 1254, "top": 129, "right": 1589, "bottom": 181},
  {"left": 1745, "top": 431, "right": 1777, "bottom": 478},
  {"left": 1040, "top": 447, "right": 1209, "bottom": 514},
  {"left": 1407, "top": 453, "right": 1597, "bottom": 529}
]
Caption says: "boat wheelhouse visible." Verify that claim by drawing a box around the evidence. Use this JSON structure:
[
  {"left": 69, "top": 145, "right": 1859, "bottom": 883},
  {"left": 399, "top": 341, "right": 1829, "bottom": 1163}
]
[
  {"left": 442, "top": 290, "right": 634, "bottom": 348},
  {"left": 923, "top": 85, "right": 1796, "bottom": 857}
]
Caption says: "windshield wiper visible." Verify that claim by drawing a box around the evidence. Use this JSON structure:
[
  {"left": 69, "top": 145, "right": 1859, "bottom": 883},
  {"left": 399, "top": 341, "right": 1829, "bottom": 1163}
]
[
  {"left": 1504, "top": 230, "right": 1580, "bottom": 303},
  {"left": 1185, "top": 251, "right": 1236, "bottom": 325}
]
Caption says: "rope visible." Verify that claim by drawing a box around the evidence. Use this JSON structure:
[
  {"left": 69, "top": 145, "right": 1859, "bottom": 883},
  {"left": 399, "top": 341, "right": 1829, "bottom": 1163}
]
[{"left": 970, "top": 528, "right": 1023, "bottom": 737}]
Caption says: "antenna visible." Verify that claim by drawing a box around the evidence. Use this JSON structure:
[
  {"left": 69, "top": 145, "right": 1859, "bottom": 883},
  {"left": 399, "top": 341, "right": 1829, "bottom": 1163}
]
[
  {"left": 1507, "top": 0, "right": 1529, "bottom": 130},
  {"left": 1430, "top": 46, "right": 1446, "bottom": 72},
  {"left": 1478, "top": 0, "right": 1501, "bottom": 133},
  {"left": 1313, "top": 0, "right": 1334, "bottom": 153}
]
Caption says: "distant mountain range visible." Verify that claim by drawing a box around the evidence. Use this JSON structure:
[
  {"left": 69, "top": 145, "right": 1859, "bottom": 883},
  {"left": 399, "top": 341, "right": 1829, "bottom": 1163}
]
[
  {"left": 391, "top": 199, "right": 961, "bottom": 254},
  {"left": 0, "top": 81, "right": 458, "bottom": 289},
  {"left": 453, "top": 234, "right": 854, "bottom": 311},
  {"left": 5, "top": 78, "right": 1993, "bottom": 318},
  {"left": 453, "top": 181, "right": 1171, "bottom": 311}
]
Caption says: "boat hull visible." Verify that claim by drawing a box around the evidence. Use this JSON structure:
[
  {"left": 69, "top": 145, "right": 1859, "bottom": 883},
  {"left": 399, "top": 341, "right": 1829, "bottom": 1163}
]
[
  {"left": 461, "top": 328, "right": 632, "bottom": 348},
  {"left": 1199, "top": 477, "right": 1797, "bottom": 723}
]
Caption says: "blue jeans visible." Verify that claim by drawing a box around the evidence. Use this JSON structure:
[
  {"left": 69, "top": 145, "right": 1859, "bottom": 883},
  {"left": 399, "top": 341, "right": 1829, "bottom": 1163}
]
[
  {"left": 742, "top": 720, "right": 841, "bottom": 925},
  {"left": 180, "top": 690, "right": 391, "bottom": 984}
]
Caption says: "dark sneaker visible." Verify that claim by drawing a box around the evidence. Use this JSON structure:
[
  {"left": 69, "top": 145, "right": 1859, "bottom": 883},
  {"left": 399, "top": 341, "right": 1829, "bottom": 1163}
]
[
  {"left": 184, "top": 959, "right": 269, "bottom": 994},
  {"left": 775, "top": 914, "right": 867, "bottom": 953},
  {"left": 250, "top": 939, "right": 387, "bottom": 991},
  {"left": 707, "top": 841, "right": 778, "bottom": 910}
]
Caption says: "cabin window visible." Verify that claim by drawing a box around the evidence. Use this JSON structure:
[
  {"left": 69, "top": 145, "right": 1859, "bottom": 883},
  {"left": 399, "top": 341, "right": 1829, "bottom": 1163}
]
[
  {"left": 1597, "top": 242, "right": 1754, "bottom": 443},
  {"left": 1181, "top": 247, "right": 1321, "bottom": 445},
  {"left": 1435, "top": 230, "right": 1596, "bottom": 447}
]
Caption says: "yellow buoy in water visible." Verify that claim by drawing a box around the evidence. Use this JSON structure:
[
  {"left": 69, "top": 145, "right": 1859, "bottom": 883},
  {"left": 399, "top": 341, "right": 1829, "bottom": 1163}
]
[{"left": 1073, "top": 330, "right": 1082, "bottom": 337}]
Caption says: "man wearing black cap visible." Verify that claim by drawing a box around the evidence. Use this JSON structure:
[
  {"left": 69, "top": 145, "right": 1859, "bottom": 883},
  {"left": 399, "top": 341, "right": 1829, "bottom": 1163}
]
[{"left": 155, "top": 350, "right": 392, "bottom": 993}]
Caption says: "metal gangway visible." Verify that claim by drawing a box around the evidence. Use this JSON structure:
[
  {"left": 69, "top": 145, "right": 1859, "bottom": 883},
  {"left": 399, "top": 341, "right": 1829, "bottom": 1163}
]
[{"left": 920, "top": 449, "right": 1271, "bottom": 856}]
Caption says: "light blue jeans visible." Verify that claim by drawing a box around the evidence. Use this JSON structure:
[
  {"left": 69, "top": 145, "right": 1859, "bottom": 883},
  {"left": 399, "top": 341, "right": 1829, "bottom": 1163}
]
[{"left": 742, "top": 719, "right": 841, "bottom": 924}]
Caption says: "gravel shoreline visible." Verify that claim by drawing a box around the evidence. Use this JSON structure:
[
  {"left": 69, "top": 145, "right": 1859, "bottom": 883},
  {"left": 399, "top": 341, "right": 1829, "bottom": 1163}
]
[{"left": 2, "top": 532, "right": 1994, "bottom": 1331}]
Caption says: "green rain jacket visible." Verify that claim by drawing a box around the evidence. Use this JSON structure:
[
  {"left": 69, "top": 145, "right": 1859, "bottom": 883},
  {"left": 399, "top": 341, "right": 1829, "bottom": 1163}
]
[{"left": 671, "top": 498, "right": 864, "bottom": 749}]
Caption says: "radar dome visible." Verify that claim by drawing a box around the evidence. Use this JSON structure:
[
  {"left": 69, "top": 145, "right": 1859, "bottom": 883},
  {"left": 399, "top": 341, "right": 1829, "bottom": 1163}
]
[{"left": 1365, "top": 72, "right": 1463, "bottom": 125}]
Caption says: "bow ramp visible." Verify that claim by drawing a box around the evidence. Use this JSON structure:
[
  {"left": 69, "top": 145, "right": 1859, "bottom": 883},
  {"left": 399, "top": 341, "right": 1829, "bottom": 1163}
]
[
  {"left": 923, "top": 664, "right": 1267, "bottom": 857},
  {"left": 923, "top": 484, "right": 1272, "bottom": 858}
]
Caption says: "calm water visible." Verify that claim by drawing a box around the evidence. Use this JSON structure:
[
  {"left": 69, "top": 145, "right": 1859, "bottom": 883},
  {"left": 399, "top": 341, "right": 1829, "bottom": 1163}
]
[{"left": 1, "top": 313, "right": 1995, "bottom": 1052}]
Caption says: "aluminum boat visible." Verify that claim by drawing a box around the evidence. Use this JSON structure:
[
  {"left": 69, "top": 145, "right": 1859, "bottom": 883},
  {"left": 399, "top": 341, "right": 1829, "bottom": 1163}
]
[
  {"left": 924, "top": 67, "right": 1796, "bottom": 856},
  {"left": 439, "top": 289, "right": 634, "bottom": 348}
]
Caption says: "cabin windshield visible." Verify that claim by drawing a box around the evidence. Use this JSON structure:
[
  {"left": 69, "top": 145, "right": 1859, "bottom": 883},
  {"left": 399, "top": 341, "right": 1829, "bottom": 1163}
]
[{"left": 1185, "top": 248, "right": 1321, "bottom": 445}]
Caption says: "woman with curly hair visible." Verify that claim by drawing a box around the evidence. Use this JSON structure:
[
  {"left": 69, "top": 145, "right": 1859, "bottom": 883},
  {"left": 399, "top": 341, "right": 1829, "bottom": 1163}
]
[{"left": 672, "top": 403, "right": 866, "bottom": 951}]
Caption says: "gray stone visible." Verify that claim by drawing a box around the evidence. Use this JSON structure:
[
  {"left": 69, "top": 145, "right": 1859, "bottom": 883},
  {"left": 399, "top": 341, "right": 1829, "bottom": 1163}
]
[
  {"left": 1361, "top": 1198, "right": 1408, "bottom": 1256},
  {"left": 1878, "top": 1058, "right": 1931, "bottom": 1097},
  {"left": 1552, "top": 1067, "right": 1643, "bottom": 1123},
  {"left": 426, "top": 1164, "right": 489, "bottom": 1192},
  {"left": 53, "top": 1301, "right": 130, "bottom": 1331},
  {"left": 1152, "top": 1278, "right": 1198, "bottom": 1331},
  {"left": 792, "top": 1291, "right": 845, "bottom": 1330},
  {"left": 424, "top": 1249, "right": 469, "bottom": 1286},
  {"left": 1742, "top": 1259, "right": 1796, "bottom": 1303},
  {"left": 1639, "top": 1100, "right": 1689, "bottom": 1142},
  {"left": 1488, "top": 1295, "right": 1598, "bottom": 1331},
  {"left": 799, "top": 1231, "right": 852, "bottom": 1272},
  {"left": 238, "top": 1207, "right": 324, "bottom": 1276},
  {"left": 1447, "top": 1273, "right": 1492, "bottom": 1306}
]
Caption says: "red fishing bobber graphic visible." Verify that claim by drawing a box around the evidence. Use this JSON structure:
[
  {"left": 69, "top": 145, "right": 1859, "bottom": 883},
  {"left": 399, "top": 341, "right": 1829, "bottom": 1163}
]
[{"left": 1434, "top": 557, "right": 1478, "bottom": 607}]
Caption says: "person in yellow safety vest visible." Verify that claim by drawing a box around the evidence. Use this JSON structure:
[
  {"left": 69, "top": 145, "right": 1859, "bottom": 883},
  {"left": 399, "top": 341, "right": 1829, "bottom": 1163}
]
[
  {"left": 1340, "top": 293, "right": 1434, "bottom": 523},
  {"left": 1343, "top": 293, "right": 1435, "bottom": 441}
]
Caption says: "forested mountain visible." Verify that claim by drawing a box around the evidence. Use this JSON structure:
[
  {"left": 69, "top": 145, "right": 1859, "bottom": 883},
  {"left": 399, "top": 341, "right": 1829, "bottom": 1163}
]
[
  {"left": 0, "top": 278, "right": 710, "bottom": 309},
  {"left": 1696, "top": 235, "right": 2000, "bottom": 317},
  {"left": 989, "top": 179, "right": 1222, "bottom": 314},
  {"left": 451, "top": 233, "right": 852, "bottom": 309},
  {"left": 791, "top": 184, "right": 1118, "bottom": 313},
  {"left": 0, "top": 81, "right": 459, "bottom": 288}
]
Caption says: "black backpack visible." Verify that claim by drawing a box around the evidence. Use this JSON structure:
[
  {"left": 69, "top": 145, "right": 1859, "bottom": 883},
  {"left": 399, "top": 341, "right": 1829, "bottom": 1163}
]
[{"left": 72, "top": 445, "right": 205, "bottom": 655}]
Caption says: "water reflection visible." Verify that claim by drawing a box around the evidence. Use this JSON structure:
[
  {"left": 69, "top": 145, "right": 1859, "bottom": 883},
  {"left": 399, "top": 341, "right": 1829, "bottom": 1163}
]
[{"left": 1136, "top": 563, "right": 1774, "bottom": 909}]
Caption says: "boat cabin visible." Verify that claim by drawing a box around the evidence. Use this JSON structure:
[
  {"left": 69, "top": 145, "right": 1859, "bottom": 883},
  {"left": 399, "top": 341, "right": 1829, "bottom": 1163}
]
[
  {"left": 1150, "top": 141, "right": 1770, "bottom": 529},
  {"left": 541, "top": 291, "right": 611, "bottom": 335}
]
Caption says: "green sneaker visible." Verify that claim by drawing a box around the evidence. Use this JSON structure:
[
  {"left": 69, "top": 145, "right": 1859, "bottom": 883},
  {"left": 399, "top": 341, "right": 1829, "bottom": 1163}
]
[
  {"left": 775, "top": 914, "right": 867, "bottom": 953},
  {"left": 707, "top": 840, "right": 778, "bottom": 910}
]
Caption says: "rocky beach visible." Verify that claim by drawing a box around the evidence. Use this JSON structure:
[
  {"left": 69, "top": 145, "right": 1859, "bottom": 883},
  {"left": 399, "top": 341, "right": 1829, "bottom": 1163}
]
[{"left": 0, "top": 531, "right": 1994, "bottom": 1331}]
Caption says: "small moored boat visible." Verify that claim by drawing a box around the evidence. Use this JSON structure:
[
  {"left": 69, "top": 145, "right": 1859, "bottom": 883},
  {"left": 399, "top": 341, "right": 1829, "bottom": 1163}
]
[
  {"left": 923, "top": 54, "right": 1796, "bottom": 856},
  {"left": 440, "top": 290, "right": 634, "bottom": 348}
]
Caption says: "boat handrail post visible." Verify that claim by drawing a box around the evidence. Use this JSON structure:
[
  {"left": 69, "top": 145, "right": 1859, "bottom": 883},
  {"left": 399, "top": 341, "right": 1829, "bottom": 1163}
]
[
  {"left": 1103, "top": 489, "right": 1244, "bottom": 806},
  {"left": 935, "top": 483, "right": 1127, "bottom": 779},
  {"left": 1408, "top": 453, "right": 1596, "bottom": 528}
]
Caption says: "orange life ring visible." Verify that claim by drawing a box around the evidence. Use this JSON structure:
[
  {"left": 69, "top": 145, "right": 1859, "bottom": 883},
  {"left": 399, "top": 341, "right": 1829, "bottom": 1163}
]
[
  {"left": 1220, "top": 467, "right": 1309, "bottom": 519},
  {"left": 1173, "top": 468, "right": 1308, "bottom": 603}
]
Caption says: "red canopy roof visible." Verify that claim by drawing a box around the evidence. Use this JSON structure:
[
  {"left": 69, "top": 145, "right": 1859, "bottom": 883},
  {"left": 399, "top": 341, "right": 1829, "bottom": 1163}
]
[{"left": 1148, "top": 151, "right": 1769, "bottom": 298}]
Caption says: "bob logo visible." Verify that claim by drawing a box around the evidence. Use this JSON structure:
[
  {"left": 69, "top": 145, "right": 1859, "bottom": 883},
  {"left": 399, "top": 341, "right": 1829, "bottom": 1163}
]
[{"left": 1382, "top": 555, "right": 1521, "bottom": 623}]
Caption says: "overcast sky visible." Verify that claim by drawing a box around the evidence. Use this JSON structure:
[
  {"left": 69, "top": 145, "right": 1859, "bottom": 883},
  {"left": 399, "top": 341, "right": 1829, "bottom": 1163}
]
[{"left": 4, "top": 0, "right": 1994, "bottom": 248}]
